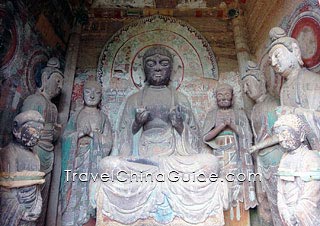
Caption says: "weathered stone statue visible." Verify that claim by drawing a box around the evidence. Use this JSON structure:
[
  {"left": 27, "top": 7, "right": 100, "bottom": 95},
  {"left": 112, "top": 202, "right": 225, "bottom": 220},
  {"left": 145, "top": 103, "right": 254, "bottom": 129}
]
[
  {"left": 242, "top": 61, "right": 283, "bottom": 225},
  {"left": 203, "top": 83, "right": 257, "bottom": 225},
  {"left": 21, "top": 57, "right": 63, "bottom": 225},
  {"left": 92, "top": 46, "right": 228, "bottom": 226},
  {"left": 61, "top": 80, "right": 112, "bottom": 226},
  {"left": 116, "top": 46, "right": 200, "bottom": 156},
  {"left": 0, "top": 110, "right": 45, "bottom": 225},
  {"left": 273, "top": 114, "right": 320, "bottom": 226},
  {"left": 268, "top": 27, "right": 320, "bottom": 150}
]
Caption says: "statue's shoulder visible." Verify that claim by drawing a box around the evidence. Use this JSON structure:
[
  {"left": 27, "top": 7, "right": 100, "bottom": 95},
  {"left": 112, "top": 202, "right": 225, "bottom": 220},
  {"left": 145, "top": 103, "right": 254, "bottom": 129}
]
[
  {"left": 23, "top": 92, "right": 47, "bottom": 107},
  {"left": 0, "top": 143, "right": 17, "bottom": 166},
  {"left": 302, "top": 68, "right": 320, "bottom": 82},
  {"left": 175, "top": 90, "right": 191, "bottom": 104},
  {"left": 237, "top": 108, "right": 248, "bottom": 119},
  {"left": 265, "top": 94, "right": 280, "bottom": 106},
  {"left": 303, "top": 149, "right": 320, "bottom": 168},
  {"left": 125, "top": 90, "right": 141, "bottom": 105}
]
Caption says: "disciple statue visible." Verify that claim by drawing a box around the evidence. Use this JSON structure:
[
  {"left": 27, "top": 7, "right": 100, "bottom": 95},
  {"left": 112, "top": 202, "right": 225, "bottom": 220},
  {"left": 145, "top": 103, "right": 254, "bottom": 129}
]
[
  {"left": 268, "top": 27, "right": 320, "bottom": 150},
  {"left": 203, "top": 83, "right": 257, "bottom": 225},
  {"left": 21, "top": 57, "right": 63, "bottom": 225},
  {"left": 242, "top": 61, "right": 283, "bottom": 225},
  {"left": 91, "top": 46, "right": 228, "bottom": 225},
  {"left": 273, "top": 114, "right": 320, "bottom": 226},
  {"left": 0, "top": 110, "right": 45, "bottom": 225},
  {"left": 60, "top": 80, "right": 112, "bottom": 226}
]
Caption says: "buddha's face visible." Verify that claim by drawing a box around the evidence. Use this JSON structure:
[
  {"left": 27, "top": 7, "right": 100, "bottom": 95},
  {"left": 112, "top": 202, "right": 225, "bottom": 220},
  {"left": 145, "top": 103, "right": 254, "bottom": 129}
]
[
  {"left": 144, "top": 53, "right": 172, "bottom": 86},
  {"left": 216, "top": 88, "right": 233, "bottom": 109},
  {"left": 243, "top": 76, "right": 263, "bottom": 101},
  {"left": 274, "top": 125, "right": 301, "bottom": 151},
  {"left": 269, "top": 44, "right": 296, "bottom": 78},
  {"left": 18, "top": 121, "right": 43, "bottom": 147},
  {"left": 45, "top": 72, "right": 64, "bottom": 98},
  {"left": 83, "top": 85, "right": 102, "bottom": 107}
]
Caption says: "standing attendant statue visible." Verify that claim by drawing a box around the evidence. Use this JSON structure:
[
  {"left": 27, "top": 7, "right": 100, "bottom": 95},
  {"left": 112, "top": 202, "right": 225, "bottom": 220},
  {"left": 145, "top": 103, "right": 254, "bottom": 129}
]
[
  {"left": 61, "top": 80, "right": 112, "bottom": 226},
  {"left": 203, "top": 83, "right": 257, "bottom": 225},
  {"left": 268, "top": 27, "right": 320, "bottom": 150},
  {"left": 273, "top": 114, "right": 320, "bottom": 226},
  {"left": 21, "top": 57, "right": 64, "bottom": 226},
  {"left": 242, "top": 61, "right": 282, "bottom": 225},
  {"left": 0, "top": 110, "right": 45, "bottom": 226}
]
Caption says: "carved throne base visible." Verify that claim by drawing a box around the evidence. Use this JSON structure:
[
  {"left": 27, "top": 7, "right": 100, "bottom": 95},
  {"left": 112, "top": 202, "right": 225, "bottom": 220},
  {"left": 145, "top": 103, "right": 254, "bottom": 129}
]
[{"left": 96, "top": 216, "right": 224, "bottom": 226}]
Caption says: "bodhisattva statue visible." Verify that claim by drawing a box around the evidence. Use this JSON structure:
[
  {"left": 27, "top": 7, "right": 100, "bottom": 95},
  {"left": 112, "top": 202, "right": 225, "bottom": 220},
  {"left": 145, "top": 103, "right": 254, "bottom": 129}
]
[
  {"left": 268, "top": 27, "right": 320, "bottom": 150},
  {"left": 61, "top": 80, "right": 112, "bottom": 226},
  {"left": 203, "top": 83, "right": 257, "bottom": 225},
  {"left": 0, "top": 110, "right": 45, "bottom": 225},
  {"left": 242, "top": 61, "right": 283, "bottom": 225},
  {"left": 92, "top": 46, "right": 228, "bottom": 225},
  {"left": 21, "top": 57, "right": 63, "bottom": 225},
  {"left": 273, "top": 114, "right": 320, "bottom": 226}
]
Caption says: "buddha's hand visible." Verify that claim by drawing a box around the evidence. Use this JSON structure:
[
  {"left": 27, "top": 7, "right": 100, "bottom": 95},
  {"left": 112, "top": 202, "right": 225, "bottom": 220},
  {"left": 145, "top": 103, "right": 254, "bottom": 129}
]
[
  {"left": 78, "top": 123, "right": 91, "bottom": 138},
  {"left": 135, "top": 108, "right": 151, "bottom": 126},
  {"left": 169, "top": 105, "right": 184, "bottom": 134}
]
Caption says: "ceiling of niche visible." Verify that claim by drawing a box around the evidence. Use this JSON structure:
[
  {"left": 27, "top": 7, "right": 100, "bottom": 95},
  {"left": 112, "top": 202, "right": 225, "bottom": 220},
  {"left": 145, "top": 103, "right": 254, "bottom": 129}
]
[{"left": 68, "top": 0, "right": 246, "bottom": 10}]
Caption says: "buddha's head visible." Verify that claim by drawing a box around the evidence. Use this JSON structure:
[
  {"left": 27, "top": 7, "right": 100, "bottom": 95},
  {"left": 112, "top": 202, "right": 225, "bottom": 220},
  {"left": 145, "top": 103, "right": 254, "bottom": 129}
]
[{"left": 143, "top": 46, "right": 173, "bottom": 86}]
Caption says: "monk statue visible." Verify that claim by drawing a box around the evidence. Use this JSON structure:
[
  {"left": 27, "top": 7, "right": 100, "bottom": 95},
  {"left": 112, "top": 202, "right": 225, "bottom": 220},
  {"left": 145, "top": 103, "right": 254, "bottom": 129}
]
[
  {"left": 273, "top": 114, "right": 320, "bottom": 226},
  {"left": 0, "top": 110, "right": 45, "bottom": 225},
  {"left": 268, "top": 27, "right": 320, "bottom": 150},
  {"left": 21, "top": 57, "right": 63, "bottom": 226},
  {"left": 60, "top": 80, "right": 112, "bottom": 226},
  {"left": 91, "top": 46, "right": 228, "bottom": 226},
  {"left": 203, "top": 83, "right": 257, "bottom": 225},
  {"left": 242, "top": 61, "right": 283, "bottom": 225}
]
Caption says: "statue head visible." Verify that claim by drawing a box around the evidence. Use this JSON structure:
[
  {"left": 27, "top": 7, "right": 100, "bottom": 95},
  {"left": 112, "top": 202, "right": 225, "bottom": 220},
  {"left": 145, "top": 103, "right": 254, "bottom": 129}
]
[
  {"left": 83, "top": 80, "right": 102, "bottom": 107},
  {"left": 13, "top": 110, "right": 44, "bottom": 147},
  {"left": 215, "top": 83, "right": 233, "bottom": 109},
  {"left": 268, "top": 27, "right": 303, "bottom": 78},
  {"left": 273, "top": 114, "right": 305, "bottom": 151},
  {"left": 242, "top": 61, "right": 267, "bottom": 101},
  {"left": 143, "top": 46, "right": 173, "bottom": 86},
  {"left": 39, "top": 57, "right": 64, "bottom": 99}
]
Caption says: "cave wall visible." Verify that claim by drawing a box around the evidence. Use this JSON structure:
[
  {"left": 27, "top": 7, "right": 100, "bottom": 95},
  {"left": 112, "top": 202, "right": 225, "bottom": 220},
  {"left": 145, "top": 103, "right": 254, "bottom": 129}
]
[{"left": 0, "top": 0, "right": 73, "bottom": 146}]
